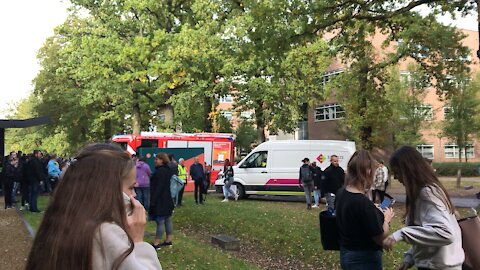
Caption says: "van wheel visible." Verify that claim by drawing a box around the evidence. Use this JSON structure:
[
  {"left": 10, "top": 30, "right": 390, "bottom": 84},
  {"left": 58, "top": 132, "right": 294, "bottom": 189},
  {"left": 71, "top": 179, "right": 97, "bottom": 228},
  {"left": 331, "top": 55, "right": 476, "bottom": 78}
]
[{"left": 235, "top": 183, "right": 247, "bottom": 199}]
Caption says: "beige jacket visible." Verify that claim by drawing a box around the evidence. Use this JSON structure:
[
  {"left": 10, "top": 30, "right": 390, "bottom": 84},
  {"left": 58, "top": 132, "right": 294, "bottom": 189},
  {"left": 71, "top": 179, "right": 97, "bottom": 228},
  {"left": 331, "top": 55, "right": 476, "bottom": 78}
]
[
  {"left": 92, "top": 223, "right": 162, "bottom": 270},
  {"left": 392, "top": 186, "right": 464, "bottom": 270}
]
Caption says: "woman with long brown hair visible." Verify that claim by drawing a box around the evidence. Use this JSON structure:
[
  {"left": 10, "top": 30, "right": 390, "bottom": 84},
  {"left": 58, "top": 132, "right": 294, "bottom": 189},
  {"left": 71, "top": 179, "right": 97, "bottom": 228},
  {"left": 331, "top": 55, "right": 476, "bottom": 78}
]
[
  {"left": 26, "top": 143, "right": 161, "bottom": 270},
  {"left": 383, "top": 146, "right": 464, "bottom": 270},
  {"left": 335, "top": 150, "right": 394, "bottom": 270}
]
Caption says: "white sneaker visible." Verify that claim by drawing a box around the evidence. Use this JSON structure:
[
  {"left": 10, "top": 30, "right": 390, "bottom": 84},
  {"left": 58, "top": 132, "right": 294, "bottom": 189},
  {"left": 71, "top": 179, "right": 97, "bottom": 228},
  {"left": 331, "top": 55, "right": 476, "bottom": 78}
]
[
  {"left": 312, "top": 204, "right": 319, "bottom": 208},
  {"left": 234, "top": 195, "right": 239, "bottom": 201},
  {"left": 221, "top": 199, "right": 229, "bottom": 202}
]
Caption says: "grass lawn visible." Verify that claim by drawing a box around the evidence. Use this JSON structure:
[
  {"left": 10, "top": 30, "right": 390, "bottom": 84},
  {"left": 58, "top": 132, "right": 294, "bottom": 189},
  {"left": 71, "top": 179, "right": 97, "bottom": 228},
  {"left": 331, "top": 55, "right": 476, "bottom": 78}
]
[{"left": 22, "top": 192, "right": 478, "bottom": 269}]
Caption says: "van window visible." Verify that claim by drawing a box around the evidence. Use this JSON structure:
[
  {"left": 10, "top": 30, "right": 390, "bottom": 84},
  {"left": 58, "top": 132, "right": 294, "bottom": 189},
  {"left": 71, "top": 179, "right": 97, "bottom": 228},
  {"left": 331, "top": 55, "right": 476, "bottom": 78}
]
[{"left": 243, "top": 151, "right": 268, "bottom": 168}]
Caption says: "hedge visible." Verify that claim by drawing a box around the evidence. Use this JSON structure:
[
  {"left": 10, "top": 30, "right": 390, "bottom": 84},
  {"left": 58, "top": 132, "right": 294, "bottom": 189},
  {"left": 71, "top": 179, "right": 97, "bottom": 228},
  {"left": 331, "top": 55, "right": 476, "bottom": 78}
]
[{"left": 432, "top": 162, "right": 480, "bottom": 177}]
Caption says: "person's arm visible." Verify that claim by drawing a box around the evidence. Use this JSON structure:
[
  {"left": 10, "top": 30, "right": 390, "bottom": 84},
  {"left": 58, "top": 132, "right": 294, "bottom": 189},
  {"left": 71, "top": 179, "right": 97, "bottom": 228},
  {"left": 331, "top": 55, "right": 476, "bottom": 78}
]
[
  {"left": 146, "top": 165, "right": 152, "bottom": 178},
  {"left": 298, "top": 168, "right": 302, "bottom": 186},
  {"left": 391, "top": 201, "right": 455, "bottom": 247},
  {"left": 94, "top": 223, "right": 162, "bottom": 270},
  {"left": 372, "top": 207, "right": 394, "bottom": 246}
]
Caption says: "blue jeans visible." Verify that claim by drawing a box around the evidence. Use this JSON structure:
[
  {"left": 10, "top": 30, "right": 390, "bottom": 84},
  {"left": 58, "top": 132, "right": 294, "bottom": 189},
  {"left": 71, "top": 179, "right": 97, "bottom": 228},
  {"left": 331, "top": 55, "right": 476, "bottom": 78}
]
[
  {"left": 134, "top": 187, "right": 149, "bottom": 210},
  {"left": 313, "top": 189, "right": 321, "bottom": 205},
  {"left": 29, "top": 181, "right": 39, "bottom": 212},
  {"left": 223, "top": 178, "right": 236, "bottom": 198},
  {"left": 155, "top": 215, "right": 173, "bottom": 239},
  {"left": 340, "top": 248, "right": 382, "bottom": 270}
]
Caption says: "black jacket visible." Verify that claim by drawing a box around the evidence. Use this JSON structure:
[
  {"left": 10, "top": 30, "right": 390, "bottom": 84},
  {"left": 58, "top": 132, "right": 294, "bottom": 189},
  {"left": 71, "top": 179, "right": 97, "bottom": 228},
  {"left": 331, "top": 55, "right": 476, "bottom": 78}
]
[
  {"left": 149, "top": 164, "right": 174, "bottom": 217},
  {"left": 312, "top": 166, "right": 323, "bottom": 188},
  {"left": 5, "top": 162, "right": 21, "bottom": 184},
  {"left": 323, "top": 165, "right": 345, "bottom": 195},
  {"left": 26, "top": 157, "right": 47, "bottom": 184}
]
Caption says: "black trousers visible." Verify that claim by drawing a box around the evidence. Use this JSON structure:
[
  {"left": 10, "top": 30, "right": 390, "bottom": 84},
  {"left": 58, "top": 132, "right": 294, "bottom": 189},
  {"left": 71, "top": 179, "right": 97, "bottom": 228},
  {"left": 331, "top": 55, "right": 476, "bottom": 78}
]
[
  {"left": 3, "top": 181, "right": 13, "bottom": 208},
  {"left": 177, "top": 185, "right": 185, "bottom": 206},
  {"left": 372, "top": 189, "right": 385, "bottom": 203},
  {"left": 20, "top": 181, "right": 30, "bottom": 206},
  {"left": 194, "top": 181, "right": 204, "bottom": 204}
]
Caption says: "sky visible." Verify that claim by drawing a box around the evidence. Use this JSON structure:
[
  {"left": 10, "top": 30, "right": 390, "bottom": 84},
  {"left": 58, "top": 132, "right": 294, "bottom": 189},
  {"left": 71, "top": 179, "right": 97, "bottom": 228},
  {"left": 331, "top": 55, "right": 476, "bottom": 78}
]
[{"left": 0, "top": 2, "right": 478, "bottom": 119}]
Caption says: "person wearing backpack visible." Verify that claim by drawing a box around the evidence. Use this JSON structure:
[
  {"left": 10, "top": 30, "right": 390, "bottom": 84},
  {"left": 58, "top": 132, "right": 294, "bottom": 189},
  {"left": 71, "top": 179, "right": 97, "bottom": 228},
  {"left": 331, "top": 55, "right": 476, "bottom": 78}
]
[{"left": 299, "top": 158, "right": 314, "bottom": 210}]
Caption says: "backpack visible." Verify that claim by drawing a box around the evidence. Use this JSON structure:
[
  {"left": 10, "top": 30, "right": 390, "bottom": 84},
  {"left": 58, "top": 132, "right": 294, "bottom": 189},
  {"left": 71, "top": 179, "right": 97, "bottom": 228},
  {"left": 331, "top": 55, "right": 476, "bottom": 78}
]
[
  {"left": 170, "top": 174, "right": 184, "bottom": 199},
  {"left": 301, "top": 166, "right": 313, "bottom": 182}
]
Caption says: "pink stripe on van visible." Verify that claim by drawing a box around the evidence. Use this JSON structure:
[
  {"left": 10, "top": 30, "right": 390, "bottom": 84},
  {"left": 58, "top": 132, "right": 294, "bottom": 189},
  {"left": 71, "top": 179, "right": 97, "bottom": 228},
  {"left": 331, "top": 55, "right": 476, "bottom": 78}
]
[{"left": 265, "top": 179, "right": 298, "bottom": 185}]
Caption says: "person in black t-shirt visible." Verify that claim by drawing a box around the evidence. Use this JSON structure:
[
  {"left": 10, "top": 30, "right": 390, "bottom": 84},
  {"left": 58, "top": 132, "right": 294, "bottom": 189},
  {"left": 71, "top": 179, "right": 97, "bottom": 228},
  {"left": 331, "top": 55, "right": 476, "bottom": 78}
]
[{"left": 335, "top": 150, "right": 394, "bottom": 270}]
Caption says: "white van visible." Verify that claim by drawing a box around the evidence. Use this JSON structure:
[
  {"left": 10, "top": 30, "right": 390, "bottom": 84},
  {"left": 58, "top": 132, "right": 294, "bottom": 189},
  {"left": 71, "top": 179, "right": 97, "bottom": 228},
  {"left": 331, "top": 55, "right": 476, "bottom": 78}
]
[{"left": 215, "top": 140, "right": 356, "bottom": 198}]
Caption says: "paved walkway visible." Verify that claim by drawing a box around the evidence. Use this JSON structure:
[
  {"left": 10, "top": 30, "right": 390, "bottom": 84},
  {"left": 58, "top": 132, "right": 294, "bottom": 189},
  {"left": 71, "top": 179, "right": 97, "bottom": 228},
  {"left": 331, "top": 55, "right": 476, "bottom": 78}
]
[
  {"left": 0, "top": 200, "right": 32, "bottom": 270},
  {"left": 390, "top": 193, "right": 480, "bottom": 209},
  {"left": 247, "top": 193, "right": 480, "bottom": 208}
]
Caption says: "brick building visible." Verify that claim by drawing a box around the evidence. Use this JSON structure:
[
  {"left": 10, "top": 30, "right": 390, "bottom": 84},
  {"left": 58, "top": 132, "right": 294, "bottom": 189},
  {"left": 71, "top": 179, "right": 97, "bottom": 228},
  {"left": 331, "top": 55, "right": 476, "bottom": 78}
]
[{"left": 308, "top": 28, "right": 480, "bottom": 162}]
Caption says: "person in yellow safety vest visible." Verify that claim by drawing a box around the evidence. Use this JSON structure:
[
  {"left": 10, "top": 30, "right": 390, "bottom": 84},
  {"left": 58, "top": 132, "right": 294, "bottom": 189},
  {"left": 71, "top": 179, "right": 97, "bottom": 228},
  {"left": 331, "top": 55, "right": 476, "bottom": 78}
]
[{"left": 176, "top": 158, "right": 187, "bottom": 207}]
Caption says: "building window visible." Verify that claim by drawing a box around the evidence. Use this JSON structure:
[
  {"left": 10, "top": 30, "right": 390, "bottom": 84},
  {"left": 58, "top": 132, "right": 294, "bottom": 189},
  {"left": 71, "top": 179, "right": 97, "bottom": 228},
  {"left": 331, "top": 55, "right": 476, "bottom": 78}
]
[
  {"left": 443, "top": 106, "right": 452, "bottom": 119},
  {"left": 416, "top": 144, "right": 434, "bottom": 159},
  {"left": 322, "top": 69, "right": 344, "bottom": 85},
  {"left": 444, "top": 144, "right": 474, "bottom": 159},
  {"left": 414, "top": 104, "right": 433, "bottom": 121},
  {"left": 240, "top": 111, "right": 253, "bottom": 119},
  {"left": 219, "top": 95, "right": 233, "bottom": 103},
  {"left": 314, "top": 104, "right": 345, "bottom": 122},
  {"left": 222, "top": 111, "right": 233, "bottom": 121}
]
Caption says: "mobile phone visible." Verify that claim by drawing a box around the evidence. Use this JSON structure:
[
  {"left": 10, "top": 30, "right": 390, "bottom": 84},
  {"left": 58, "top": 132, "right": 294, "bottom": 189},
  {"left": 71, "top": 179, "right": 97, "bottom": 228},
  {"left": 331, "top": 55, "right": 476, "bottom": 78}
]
[
  {"left": 380, "top": 197, "right": 394, "bottom": 210},
  {"left": 122, "top": 192, "right": 133, "bottom": 216}
]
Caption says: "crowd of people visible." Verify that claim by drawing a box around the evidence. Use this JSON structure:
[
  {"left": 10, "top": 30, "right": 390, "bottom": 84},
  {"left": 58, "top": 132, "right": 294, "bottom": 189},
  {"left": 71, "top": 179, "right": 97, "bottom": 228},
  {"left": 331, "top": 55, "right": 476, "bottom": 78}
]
[
  {"left": 0, "top": 143, "right": 468, "bottom": 269},
  {"left": 0, "top": 150, "right": 69, "bottom": 211}
]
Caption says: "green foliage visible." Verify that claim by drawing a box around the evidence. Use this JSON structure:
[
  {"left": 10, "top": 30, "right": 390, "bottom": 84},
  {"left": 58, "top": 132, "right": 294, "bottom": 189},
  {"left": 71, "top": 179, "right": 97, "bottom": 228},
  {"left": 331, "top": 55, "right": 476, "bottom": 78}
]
[
  {"left": 443, "top": 73, "right": 480, "bottom": 162},
  {"left": 386, "top": 65, "right": 430, "bottom": 148},
  {"left": 235, "top": 120, "right": 257, "bottom": 153},
  {"left": 433, "top": 163, "right": 480, "bottom": 177}
]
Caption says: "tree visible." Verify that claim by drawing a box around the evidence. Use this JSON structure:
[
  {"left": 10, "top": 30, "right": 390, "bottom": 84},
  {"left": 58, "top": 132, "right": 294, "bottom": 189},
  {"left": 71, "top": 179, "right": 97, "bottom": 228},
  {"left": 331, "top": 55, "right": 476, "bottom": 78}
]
[
  {"left": 387, "top": 65, "right": 431, "bottom": 148},
  {"left": 235, "top": 120, "right": 257, "bottom": 155},
  {"left": 221, "top": 0, "right": 331, "bottom": 142},
  {"left": 443, "top": 73, "right": 480, "bottom": 186},
  {"left": 317, "top": 9, "right": 471, "bottom": 150}
]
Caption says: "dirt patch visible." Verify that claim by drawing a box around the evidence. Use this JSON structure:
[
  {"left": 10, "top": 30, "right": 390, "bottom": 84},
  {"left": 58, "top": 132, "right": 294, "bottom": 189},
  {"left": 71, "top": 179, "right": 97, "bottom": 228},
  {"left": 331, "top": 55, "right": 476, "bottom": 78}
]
[
  {"left": 0, "top": 199, "right": 32, "bottom": 270},
  {"left": 180, "top": 226, "right": 328, "bottom": 270}
]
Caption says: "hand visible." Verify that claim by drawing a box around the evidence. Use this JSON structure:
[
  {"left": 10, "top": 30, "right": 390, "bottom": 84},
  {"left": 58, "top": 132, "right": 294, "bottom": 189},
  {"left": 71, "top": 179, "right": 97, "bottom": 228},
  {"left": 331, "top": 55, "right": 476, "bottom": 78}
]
[
  {"left": 126, "top": 194, "right": 146, "bottom": 243},
  {"left": 383, "top": 235, "right": 396, "bottom": 251},
  {"left": 396, "top": 262, "right": 409, "bottom": 270},
  {"left": 382, "top": 207, "right": 395, "bottom": 223}
]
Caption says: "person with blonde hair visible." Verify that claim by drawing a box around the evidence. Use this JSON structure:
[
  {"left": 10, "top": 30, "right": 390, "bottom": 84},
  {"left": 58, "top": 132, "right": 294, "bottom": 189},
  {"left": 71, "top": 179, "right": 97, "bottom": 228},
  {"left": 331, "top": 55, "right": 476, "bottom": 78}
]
[
  {"left": 335, "top": 150, "right": 394, "bottom": 270},
  {"left": 26, "top": 143, "right": 161, "bottom": 270},
  {"left": 383, "top": 146, "right": 464, "bottom": 270}
]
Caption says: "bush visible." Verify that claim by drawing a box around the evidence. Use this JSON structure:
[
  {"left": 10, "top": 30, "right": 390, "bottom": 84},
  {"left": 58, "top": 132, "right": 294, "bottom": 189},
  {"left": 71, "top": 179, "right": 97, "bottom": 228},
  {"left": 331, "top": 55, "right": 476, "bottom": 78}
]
[{"left": 432, "top": 162, "right": 480, "bottom": 177}]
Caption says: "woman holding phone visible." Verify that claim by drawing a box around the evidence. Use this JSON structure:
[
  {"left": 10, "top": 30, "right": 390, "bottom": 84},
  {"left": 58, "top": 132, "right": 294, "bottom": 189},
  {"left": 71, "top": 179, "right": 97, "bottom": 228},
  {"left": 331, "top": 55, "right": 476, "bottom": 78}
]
[
  {"left": 335, "top": 150, "right": 394, "bottom": 270},
  {"left": 383, "top": 146, "right": 464, "bottom": 270},
  {"left": 26, "top": 143, "right": 161, "bottom": 270}
]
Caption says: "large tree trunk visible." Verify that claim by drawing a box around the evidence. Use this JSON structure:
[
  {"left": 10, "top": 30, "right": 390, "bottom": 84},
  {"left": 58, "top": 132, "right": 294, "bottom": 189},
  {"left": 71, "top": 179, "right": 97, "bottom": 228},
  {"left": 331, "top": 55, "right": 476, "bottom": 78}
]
[
  {"left": 255, "top": 107, "right": 266, "bottom": 142},
  {"left": 358, "top": 61, "right": 373, "bottom": 150},
  {"left": 132, "top": 91, "right": 141, "bottom": 136},
  {"left": 104, "top": 118, "right": 112, "bottom": 142},
  {"left": 204, "top": 95, "right": 213, "bottom": 132}
]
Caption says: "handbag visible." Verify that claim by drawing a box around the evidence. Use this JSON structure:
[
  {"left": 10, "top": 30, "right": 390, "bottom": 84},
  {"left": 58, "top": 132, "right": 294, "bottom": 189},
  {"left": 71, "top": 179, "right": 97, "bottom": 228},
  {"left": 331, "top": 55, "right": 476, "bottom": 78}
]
[
  {"left": 319, "top": 211, "right": 340, "bottom": 250},
  {"left": 458, "top": 215, "right": 480, "bottom": 270}
]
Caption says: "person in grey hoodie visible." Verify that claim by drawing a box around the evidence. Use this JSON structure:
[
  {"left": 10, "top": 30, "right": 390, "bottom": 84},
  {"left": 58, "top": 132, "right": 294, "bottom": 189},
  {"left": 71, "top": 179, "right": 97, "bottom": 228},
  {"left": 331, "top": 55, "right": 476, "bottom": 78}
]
[{"left": 383, "top": 146, "right": 464, "bottom": 270}]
